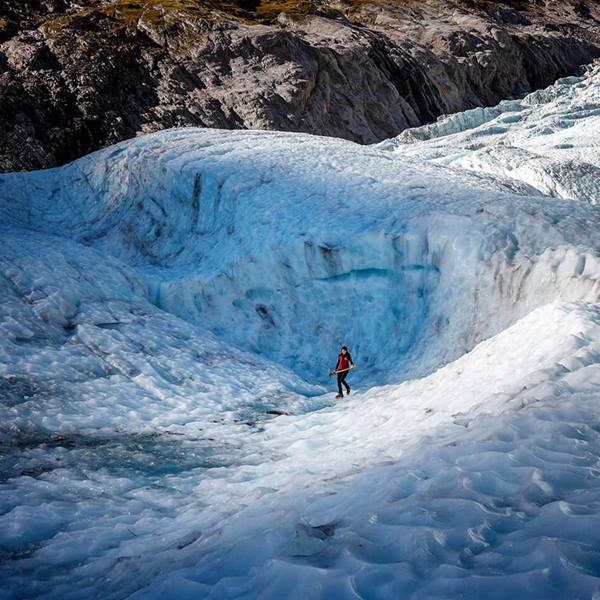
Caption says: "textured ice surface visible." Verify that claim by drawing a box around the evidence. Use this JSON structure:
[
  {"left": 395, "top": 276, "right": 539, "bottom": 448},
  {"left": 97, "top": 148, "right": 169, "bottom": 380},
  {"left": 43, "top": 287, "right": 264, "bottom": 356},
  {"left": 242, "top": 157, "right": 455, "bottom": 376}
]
[
  {"left": 2, "top": 64, "right": 600, "bottom": 598},
  {"left": 383, "top": 63, "right": 600, "bottom": 205}
]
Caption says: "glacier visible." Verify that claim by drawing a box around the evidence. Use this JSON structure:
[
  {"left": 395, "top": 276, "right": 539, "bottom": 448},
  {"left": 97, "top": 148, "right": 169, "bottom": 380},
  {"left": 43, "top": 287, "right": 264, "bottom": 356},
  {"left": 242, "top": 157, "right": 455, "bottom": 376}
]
[
  {"left": 383, "top": 62, "right": 600, "bottom": 205},
  {"left": 1, "top": 64, "right": 600, "bottom": 598}
]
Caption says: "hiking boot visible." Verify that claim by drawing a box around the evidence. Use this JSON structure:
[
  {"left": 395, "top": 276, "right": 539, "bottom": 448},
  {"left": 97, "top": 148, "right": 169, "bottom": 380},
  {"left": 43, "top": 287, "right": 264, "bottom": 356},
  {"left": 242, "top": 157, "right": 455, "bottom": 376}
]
[
  {"left": 346, "top": 387, "right": 351, "bottom": 395},
  {"left": 336, "top": 393, "right": 343, "bottom": 399}
]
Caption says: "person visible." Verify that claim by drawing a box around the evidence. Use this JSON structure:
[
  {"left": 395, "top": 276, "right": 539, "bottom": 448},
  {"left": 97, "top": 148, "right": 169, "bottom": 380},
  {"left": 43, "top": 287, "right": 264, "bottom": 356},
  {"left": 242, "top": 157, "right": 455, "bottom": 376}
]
[{"left": 331, "top": 346, "right": 354, "bottom": 398}]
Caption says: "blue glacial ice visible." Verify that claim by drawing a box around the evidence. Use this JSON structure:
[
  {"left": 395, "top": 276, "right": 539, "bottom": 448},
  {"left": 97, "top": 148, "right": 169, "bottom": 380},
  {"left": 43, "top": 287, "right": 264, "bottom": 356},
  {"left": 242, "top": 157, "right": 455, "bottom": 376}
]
[{"left": 1, "top": 63, "right": 600, "bottom": 599}]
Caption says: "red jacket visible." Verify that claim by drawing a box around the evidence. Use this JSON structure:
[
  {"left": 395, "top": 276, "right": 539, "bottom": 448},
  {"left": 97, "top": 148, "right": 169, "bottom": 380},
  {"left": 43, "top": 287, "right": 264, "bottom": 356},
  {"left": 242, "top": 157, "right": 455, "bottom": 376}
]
[{"left": 336, "top": 353, "right": 353, "bottom": 372}]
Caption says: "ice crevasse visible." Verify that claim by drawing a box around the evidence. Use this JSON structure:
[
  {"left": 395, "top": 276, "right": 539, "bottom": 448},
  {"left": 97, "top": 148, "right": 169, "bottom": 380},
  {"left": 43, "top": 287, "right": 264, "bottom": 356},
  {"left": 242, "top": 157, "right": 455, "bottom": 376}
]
[{"left": 1, "top": 64, "right": 600, "bottom": 598}]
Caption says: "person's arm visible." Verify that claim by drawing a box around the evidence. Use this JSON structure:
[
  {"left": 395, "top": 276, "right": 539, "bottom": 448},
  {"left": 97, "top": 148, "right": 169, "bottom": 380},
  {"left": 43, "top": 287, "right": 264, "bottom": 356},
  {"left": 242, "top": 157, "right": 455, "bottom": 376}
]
[
  {"left": 348, "top": 353, "right": 354, "bottom": 366},
  {"left": 330, "top": 356, "right": 338, "bottom": 375}
]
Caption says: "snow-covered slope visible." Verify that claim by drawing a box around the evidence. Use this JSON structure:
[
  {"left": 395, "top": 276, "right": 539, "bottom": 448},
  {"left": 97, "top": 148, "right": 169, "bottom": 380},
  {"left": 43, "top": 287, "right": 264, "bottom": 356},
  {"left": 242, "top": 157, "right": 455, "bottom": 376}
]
[{"left": 2, "top": 65, "right": 600, "bottom": 599}]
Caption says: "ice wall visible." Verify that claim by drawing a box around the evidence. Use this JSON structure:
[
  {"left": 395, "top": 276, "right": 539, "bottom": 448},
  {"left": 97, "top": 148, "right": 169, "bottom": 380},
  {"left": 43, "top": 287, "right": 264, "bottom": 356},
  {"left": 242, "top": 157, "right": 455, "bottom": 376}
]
[{"left": 2, "top": 127, "right": 600, "bottom": 382}]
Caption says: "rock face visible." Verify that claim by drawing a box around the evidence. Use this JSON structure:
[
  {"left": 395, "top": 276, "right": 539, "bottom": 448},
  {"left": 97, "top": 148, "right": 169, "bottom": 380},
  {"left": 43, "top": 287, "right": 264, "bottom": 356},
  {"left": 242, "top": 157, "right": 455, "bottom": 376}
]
[{"left": 1, "top": 0, "right": 600, "bottom": 172}]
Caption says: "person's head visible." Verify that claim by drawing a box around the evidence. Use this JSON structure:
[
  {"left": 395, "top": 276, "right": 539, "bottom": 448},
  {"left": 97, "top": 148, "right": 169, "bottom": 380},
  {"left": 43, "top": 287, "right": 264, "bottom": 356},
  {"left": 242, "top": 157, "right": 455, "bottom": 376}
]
[{"left": 341, "top": 346, "right": 348, "bottom": 354}]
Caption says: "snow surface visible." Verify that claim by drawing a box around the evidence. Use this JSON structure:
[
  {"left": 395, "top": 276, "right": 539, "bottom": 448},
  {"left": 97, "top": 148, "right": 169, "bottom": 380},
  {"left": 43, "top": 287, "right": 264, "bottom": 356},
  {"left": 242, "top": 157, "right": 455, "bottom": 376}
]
[{"left": 1, "top": 63, "right": 600, "bottom": 598}]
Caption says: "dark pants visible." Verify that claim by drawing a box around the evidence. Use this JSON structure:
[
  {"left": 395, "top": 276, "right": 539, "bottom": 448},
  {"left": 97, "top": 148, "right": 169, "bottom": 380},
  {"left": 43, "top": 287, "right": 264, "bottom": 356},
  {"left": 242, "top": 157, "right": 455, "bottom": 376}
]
[{"left": 337, "top": 371, "right": 350, "bottom": 395}]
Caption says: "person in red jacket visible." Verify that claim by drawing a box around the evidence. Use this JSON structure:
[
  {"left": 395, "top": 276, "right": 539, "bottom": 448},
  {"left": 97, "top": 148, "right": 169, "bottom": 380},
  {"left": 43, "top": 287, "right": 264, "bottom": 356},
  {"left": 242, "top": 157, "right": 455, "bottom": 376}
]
[{"left": 332, "top": 346, "right": 354, "bottom": 398}]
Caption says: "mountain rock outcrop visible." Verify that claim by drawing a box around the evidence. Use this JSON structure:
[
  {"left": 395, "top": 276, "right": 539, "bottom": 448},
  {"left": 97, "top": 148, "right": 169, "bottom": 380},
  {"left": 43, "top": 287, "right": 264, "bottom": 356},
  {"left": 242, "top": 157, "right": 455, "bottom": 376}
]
[{"left": 1, "top": 0, "right": 600, "bottom": 172}]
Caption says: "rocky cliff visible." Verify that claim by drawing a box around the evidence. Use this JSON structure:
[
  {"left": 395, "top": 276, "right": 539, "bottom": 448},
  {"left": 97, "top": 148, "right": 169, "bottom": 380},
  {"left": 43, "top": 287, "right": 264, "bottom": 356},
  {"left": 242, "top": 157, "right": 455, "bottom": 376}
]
[{"left": 1, "top": 0, "right": 599, "bottom": 172}]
